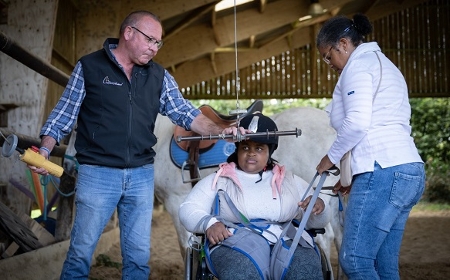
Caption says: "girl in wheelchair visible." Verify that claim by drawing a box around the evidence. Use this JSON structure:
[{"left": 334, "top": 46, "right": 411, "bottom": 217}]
[{"left": 179, "top": 113, "right": 331, "bottom": 280}]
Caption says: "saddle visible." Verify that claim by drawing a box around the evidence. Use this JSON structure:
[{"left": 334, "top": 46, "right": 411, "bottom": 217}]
[{"left": 172, "top": 100, "right": 263, "bottom": 184}]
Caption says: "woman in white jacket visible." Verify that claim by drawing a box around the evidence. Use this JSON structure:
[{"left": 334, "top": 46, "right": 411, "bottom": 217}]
[
  {"left": 179, "top": 113, "right": 330, "bottom": 280},
  {"left": 315, "top": 14, "right": 425, "bottom": 280}
]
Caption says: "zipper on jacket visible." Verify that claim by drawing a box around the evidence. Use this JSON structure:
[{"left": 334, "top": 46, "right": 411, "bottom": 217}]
[{"left": 125, "top": 74, "right": 134, "bottom": 167}]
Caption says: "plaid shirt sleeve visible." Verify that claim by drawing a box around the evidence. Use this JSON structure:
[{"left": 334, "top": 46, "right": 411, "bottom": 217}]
[
  {"left": 40, "top": 61, "right": 85, "bottom": 144},
  {"left": 159, "top": 70, "right": 201, "bottom": 130}
]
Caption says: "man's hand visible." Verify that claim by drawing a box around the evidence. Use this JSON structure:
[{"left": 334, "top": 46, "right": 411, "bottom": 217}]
[
  {"left": 191, "top": 114, "right": 247, "bottom": 142},
  {"left": 28, "top": 136, "right": 57, "bottom": 176},
  {"left": 220, "top": 126, "right": 248, "bottom": 142}
]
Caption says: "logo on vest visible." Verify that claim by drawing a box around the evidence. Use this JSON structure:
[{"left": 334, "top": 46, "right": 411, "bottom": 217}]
[{"left": 103, "top": 76, "right": 123, "bottom": 86}]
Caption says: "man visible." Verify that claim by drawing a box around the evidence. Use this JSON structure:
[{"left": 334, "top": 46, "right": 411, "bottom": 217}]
[{"left": 32, "top": 10, "right": 243, "bottom": 279}]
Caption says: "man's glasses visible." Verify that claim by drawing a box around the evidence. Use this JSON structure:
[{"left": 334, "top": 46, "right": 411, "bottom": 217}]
[
  {"left": 322, "top": 46, "right": 333, "bottom": 65},
  {"left": 131, "top": 26, "right": 163, "bottom": 49}
]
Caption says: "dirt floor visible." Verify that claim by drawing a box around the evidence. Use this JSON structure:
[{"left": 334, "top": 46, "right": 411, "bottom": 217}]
[{"left": 89, "top": 207, "right": 450, "bottom": 280}]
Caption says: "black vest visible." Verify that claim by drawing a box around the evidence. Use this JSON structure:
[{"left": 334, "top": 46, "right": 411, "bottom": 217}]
[{"left": 75, "top": 38, "right": 164, "bottom": 168}]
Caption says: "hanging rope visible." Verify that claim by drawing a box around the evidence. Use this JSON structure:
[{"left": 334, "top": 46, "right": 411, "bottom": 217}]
[
  {"left": 233, "top": 0, "right": 240, "bottom": 111},
  {"left": 229, "top": 0, "right": 247, "bottom": 121}
]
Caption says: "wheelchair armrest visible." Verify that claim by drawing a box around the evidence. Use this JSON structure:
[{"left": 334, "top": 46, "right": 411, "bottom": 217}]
[
  {"left": 306, "top": 228, "right": 326, "bottom": 237},
  {"left": 292, "top": 220, "right": 325, "bottom": 237}
]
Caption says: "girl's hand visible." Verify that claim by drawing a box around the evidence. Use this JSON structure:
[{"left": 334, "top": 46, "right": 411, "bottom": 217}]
[
  {"left": 206, "top": 222, "right": 233, "bottom": 245},
  {"left": 298, "top": 196, "right": 325, "bottom": 215}
]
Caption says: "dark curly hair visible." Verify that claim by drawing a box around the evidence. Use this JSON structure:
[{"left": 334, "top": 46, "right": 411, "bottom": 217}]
[{"left": 316, "top": 13, "right": 373, "bottom": 49}]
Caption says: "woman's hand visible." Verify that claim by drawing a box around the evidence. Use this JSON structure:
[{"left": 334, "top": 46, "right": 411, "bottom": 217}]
[
  {"left": 298, "top": 196, "right": 325, "bottom": 215},
  {"left": 316, "top": 155, "right": 334, "bottom": 175},
  {"left": 206, "top": 222, "right": 233, "bottom": 245},
  {"left": 333, "top": 180, "right": 352, "bottom": 195}
]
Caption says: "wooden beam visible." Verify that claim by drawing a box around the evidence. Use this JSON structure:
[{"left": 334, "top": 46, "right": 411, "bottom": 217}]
[
  {"left": 169, "top": 0, "right": 433, "bottom": 88},
  {"left": 357, "top": 0, "right": 381, "bottom": 15},
  {"left": 310, "top": 24, "right": 320, "bottom": 94},
  {"left": 172, "top": 28, "right": 313, "bottom": 88},
  {"left": 364, "top": 0, "right": 431, "bottom": 21},
  {"left": 210, "top": 52, "right": 217, "bottom": 75},
  {"left": 164, "top": 1, "right": 219, "bottom": 41},
  {"left": 155, "top": 0, "right": 353, "bottom": 68},
  {"left": 286, "top": 34, "right": 293, "bottom": 50},
  {"left": 262, "top": 12, "right": 333, "bottom": 49},
  {"left": 212, "top": 6, "right": 220, "bottom": 45},
  {"left": 0, "top": 31, "right": 69, "bottom": 87},
  {"left": 155, "top": 0, "right": 310, "bottom": 66},
  {"left": 123, "top": 0, "right": 220, "bottom": 21},
  {"left": 259, "top": 0, "right": 267, "bottom": 13},
  {"left": 249, "top": 35, "right": 256, "bottom": 48},
  {"left": 214, "top": 47, "right": 255, "bottom": 52}
]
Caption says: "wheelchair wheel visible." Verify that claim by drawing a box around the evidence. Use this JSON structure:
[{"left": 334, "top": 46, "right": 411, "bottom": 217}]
[
  {"left": 184, "top": 247, "right": 194, "bottom": 280},
  {"left": 317, "top": 244, "right": 333, "bottom": 280},
  {"left": 184, "top": 236, "right": 216, "bottom": 280}
]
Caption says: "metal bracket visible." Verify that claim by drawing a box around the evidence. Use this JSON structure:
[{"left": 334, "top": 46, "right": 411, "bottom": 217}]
[{"left": 181, "top": 161, "right": 202, "bottom": 184}]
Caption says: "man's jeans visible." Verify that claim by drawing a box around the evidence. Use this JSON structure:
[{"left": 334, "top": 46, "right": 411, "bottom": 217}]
[
  {"left": 339, "top": 162, "right": 425, "bottom": 280},
  {"left": 60, "top": 164, "right": 154, "bottom": 280}
]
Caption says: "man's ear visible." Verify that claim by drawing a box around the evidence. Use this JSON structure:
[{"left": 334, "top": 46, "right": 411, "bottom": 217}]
[{"left": 124, "top": 26, "right": 133, "bottom": 41}]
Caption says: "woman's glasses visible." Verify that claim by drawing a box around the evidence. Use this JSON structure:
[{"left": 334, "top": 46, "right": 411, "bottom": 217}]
[{"left": 322, "top": 46, "right": 333, "bottom": 65}]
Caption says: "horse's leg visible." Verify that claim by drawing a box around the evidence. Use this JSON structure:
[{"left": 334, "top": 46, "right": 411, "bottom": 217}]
[
  {"left": 154, "top": 177, "right": 193, "bottom": 260},
  {"left": 330, "top": 194, "right": 347, "bottom": 280},
  {"left": 160, "top": 193, "right": 191, "bottom": 259},
  {"left": 313, "top": 192, "right": 334, "bottom": 278}
]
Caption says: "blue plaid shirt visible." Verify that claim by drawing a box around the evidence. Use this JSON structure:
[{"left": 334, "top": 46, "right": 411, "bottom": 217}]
[{"left": 40, "top": 61, "right": 200, "bottom": 144}]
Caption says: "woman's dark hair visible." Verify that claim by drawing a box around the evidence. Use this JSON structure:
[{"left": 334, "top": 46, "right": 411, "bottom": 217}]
[{"left": 316, "top": 13, "right": 373, "bottom": 49}]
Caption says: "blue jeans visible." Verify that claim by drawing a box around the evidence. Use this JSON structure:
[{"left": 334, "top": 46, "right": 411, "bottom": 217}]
[
  {"left": 339, "top": 162, "right": 425, "bottom": 280},
  {"left": 60, "top": 164, "right": 155, "bottom": 280}
]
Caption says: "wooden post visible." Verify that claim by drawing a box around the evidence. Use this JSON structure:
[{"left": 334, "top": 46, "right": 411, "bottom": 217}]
[{"left": 0, "top": 31, "right": 69, "bottom": 87}]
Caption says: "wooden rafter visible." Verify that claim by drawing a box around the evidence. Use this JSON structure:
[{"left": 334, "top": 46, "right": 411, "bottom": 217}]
[
  {"left": 164, "top": 1, "right": 219, "bottom": 41},
  {"left": 259, "top": 0, "right": 267, "bottom": 13},
  {"left": 210, "top": 52, "right": 217, "bottom": 74}
]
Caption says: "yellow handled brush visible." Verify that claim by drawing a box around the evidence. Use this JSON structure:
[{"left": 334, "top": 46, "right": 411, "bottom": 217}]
[{"left": 1, "top": 134, "right": 64, "bottom": 177}]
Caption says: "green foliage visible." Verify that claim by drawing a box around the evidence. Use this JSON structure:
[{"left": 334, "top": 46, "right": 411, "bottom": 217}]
[
  {"left": 190, "top": 98, "right": 331, "bottom": 116},
  {"left": 410, "top": 98, "right": 450, "bottom": 203},
  {"left": 410, "top": 98, "right": 450, "bottom": 166},
  {"left": 412, "top": 200, "right": 450, "bottom": 212},
  {"left": 423, "top": 162, "right": 450, "bottom": 203}
]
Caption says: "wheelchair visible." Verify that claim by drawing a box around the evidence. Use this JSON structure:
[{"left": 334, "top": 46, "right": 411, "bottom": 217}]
[{"left": 184, "top": 228, "right": 334, "bottom": 280}]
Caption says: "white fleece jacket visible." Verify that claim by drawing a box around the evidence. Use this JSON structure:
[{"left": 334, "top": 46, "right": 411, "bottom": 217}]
[
  {"left": 179, "top": 163, "right": 331, "bottom": 240},
  {"left": 326, "top": 42, "right": 423, "bottom": 175}
]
